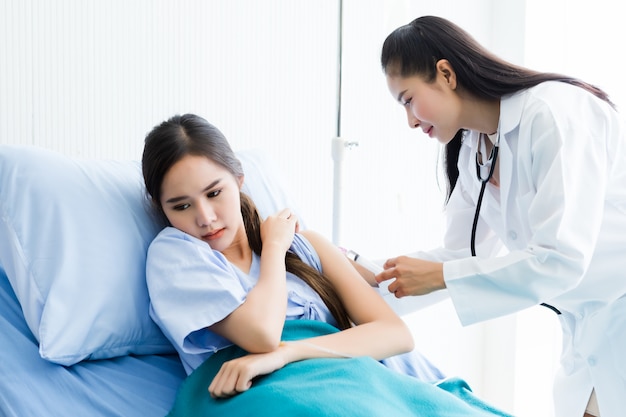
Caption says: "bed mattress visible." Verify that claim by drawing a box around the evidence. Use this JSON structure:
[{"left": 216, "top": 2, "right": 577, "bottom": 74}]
[{"left": 0, "top": 267, "right": 186, "bottom": 417}]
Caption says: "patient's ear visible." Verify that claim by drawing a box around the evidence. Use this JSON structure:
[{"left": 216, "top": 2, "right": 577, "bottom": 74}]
[{"left": 237, "top": 174, "right": 245, "bottom": 189}]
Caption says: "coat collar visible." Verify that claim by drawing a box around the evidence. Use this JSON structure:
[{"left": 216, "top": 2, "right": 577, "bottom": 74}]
[
  {"left": 460, "top": 89, "right": 527, "bottom": 150},
  {"left": 497, "top": 89, "right": 529, "bottom": 223},
  {"left": 499, "top": 89, "right": 528, "bottom": 136},
  {"left": 459, "top": 90, "right": 528, "bottom": 217}
]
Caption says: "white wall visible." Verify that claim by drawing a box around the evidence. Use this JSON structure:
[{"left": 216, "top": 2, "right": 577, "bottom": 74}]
[
  {"left": 0, "top": 0, "right": 340, "bottom": 238},
  {"left": 524, "top": 0, "right": 626, "bottom": 113}
]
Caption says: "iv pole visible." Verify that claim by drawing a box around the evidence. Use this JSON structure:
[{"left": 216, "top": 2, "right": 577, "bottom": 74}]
[{"left": 331, "top": 0, "right": 358, "bottom": 245}]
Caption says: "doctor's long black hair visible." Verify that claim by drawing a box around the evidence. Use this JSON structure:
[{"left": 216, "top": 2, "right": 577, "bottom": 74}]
[{"left": 381, "top": 15, "right": 614, "bottom": 203}]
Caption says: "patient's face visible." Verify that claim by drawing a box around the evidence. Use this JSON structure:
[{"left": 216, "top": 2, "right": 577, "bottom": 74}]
[{"left": 159, "top": 154, "right": 246, "bottom": 253}]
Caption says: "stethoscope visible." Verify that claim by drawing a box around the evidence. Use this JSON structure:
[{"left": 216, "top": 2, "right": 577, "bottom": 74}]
[
  {"left": 470, "top": 132, "right": 561, "bottom": 315},
  {"left": 470, "top": 133, "right": 499, "bottom": 257}
]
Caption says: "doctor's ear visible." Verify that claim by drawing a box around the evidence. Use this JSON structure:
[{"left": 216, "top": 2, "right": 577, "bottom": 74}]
[{"left": 436, "top": 59, "right": 457, "bottom": 90}]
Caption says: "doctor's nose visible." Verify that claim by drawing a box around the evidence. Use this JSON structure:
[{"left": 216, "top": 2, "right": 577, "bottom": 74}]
[{"left": 406, "top": 112, "right": 420, "bottom": 129}]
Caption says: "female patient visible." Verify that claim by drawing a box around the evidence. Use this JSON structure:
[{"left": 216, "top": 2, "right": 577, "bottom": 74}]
[
  {"left": 141, "top": 114, "right": 512, "bottom": 417},
  {"left": 141, "top": 113, "right": 439, "bottom": 395}
]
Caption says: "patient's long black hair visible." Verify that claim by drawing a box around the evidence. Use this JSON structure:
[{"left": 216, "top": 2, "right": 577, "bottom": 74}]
[
  {"left": 142, "top": 113, "right": 352, "bottom": 330},
  {"left": 381, "top": 15, "right": 614, "bottom": 203}
]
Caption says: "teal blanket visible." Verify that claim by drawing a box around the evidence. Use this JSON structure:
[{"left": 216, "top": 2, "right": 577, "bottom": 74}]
[{"left": 168, "top": 320, "right": 514, "bottom": 417}]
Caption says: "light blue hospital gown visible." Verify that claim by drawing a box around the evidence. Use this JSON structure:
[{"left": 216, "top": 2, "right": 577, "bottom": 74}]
[{"left": 146, "top": 227, "right": 444, "bottom": 381}]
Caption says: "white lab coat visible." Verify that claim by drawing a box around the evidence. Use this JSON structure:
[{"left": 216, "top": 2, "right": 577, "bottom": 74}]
[{"left": 412, "top": 81, "right": 626, "bottom": 417}]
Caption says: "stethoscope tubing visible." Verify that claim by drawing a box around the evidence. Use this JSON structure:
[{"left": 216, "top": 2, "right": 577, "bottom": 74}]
[
  {"left": 470, "top": 139, "right": 561, "bottom": 315},
  {"left": 471, "top": 144, "right": 499, "bottom": 257}
]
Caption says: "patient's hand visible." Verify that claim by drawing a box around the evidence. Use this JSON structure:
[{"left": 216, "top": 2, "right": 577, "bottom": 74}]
[
  {"left": 208, "top": 349, "right": 287, "bottom": 398},
  {"left": 260, "top": 208, "right": 299, "bottom": 253}
]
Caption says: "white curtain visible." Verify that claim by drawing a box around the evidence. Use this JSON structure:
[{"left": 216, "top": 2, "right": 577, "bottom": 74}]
[{"left": 0, "top": 0, "right": 339, "bottom": 237}]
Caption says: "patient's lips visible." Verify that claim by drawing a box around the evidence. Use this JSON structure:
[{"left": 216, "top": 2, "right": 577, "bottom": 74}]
[{"left": 203, "top": 228, "right": 225, "bottom": 241}]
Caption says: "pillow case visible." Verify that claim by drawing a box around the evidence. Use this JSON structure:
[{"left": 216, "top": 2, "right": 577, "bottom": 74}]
[
  {"left": 0, "top": 145, "right": 173, "bottom": 365},
  {"left": 0, "top": 145, "right": 297, "bottom": 365},
  {"left": 237, "top": 149, "right": 306, "bottom": 228}
]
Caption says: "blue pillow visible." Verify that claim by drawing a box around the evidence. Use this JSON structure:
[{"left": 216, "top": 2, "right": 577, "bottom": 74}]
[
  {"left": 0, "top": 145, "right": 174, "bottom": 365},
  {"left": 0, "top": 145, "right": 299, "bottom": 365},
  {"left": 237, "top": 149, "right": 306, "bottom": 228}
]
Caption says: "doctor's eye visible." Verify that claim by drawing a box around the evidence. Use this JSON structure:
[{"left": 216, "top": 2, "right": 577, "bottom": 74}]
[{"left": 402, "top": 98, "right": 412, "bottom": 108}]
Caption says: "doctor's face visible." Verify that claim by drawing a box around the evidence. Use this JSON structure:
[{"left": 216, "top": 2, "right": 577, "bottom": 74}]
[
  {"left": 386, "top": 67, "right": 461, "bottom": 144},
  {"left": 159, "top": 154, "right": 246, "bottom": 253}
]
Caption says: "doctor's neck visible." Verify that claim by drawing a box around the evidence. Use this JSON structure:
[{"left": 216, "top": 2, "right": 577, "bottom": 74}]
[{"left": 461, "top": 96, "right": 500, "bottom": 135}]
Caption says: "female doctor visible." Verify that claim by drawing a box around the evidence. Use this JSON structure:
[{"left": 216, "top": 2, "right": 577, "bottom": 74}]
[{"left": 377, "top": 16, "right": 626, "bottom": 417}]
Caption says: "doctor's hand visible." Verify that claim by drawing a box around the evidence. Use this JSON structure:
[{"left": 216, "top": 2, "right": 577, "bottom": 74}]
[{"left": 376, "top": 256, "right": 446, "bottom": 298}]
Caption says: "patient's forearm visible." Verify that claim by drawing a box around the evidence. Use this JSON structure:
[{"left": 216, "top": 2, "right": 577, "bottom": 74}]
[
  {"left": 208, "top": 319, "right": 414, "bottom": 399},
  {"left": 279, "top": 319, "right": 414, "bottom": 363},
  {"left": 348, "top": 259, "right": 379, "bottom": 286},
  {"left": 210, "top": 244, "right": 288, "bottom": 354}
]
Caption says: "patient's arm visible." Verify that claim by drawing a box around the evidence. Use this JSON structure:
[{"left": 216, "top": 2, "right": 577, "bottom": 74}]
[
  {"left": 209, "top": 230, "right": 414, "bottom": 398},
  {"left": 303, "top": 230, "right": 414, "bottom": 358},
  {"left": 210, "top": 209, "right": 298, "bottom": 354},
  {"left": 347, "top": 258, "right": 379, "bottom": 286}
]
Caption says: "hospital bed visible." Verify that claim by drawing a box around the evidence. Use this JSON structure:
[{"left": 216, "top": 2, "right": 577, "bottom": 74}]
[
  {"left": 0, "top": 144, "right": 454, "bottom": 416},
  {"left": 0, "top": 145, "right": 309, "bottom": 416}
]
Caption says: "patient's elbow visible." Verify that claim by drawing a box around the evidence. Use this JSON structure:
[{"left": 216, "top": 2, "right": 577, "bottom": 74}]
[
  {"left": 242, "top": 326, "right": 283, "bottom": 353},
  {"left": 404, "top": 335, "right": 415, "bottom": 353},
  {"left": 398, "top": 321, "right": 415, "bottom": 353}
]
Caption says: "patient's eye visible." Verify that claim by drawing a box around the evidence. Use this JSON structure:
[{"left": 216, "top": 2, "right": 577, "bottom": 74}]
[
  {"left": 173, "top": 203, "right": 190, "bottom": 211},
  {"left": 207, "top": 190, "right": 221, "bottom": 198}
]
